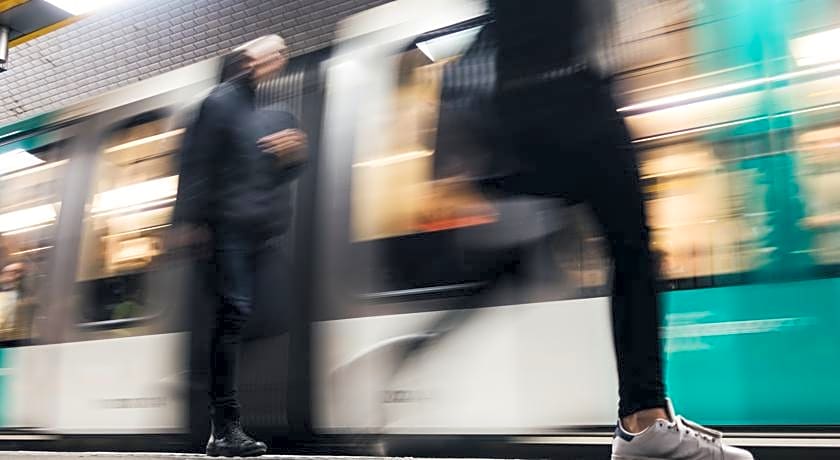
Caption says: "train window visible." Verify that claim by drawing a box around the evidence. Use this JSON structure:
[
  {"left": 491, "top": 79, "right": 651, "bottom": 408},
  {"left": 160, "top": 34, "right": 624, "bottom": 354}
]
[
  {"left": 0, "top": 141, "right": 70, "bottom": 343},
  {"left": 797, "top": 126, "right": 840, "bottom": 265},
  {"left": 639, "top": 141, "right": 764, "bottom": 281},
  {"left": 75, "top": 116, "right": 183, "bottom": 325},
  {"left": 346, "top": 30, "right": 610, "bottom": 297},
  {"left": 350, "top": 47, "right": 496, "bottom": 242}
]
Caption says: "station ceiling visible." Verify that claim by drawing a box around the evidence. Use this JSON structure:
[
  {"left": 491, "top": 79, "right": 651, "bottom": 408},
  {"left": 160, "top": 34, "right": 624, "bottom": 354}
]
[{"left": 1, "top": 0, "right": 78, "bottom": 49}]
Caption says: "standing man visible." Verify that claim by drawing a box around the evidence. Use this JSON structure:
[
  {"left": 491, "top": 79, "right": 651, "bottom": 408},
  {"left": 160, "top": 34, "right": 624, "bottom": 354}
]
[
  {"left": 173, "top": 34, "right": 307, "bottom": 457},
  {"left": 485, "top": 2, "right": 753, "bottom": 459}
]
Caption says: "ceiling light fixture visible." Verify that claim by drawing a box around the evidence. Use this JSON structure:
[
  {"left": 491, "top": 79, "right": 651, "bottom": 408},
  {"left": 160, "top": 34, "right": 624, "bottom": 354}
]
[{"left": 0, "top": 148, "right": 46, "bottom": 176}]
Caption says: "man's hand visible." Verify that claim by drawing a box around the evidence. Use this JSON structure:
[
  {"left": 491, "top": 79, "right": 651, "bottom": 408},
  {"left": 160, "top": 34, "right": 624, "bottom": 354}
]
[{"left": 258, "top": 129, "right": 308, "bottom": 167}]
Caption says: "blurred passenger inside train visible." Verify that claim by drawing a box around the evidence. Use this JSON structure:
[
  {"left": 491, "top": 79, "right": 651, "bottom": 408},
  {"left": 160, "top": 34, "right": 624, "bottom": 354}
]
[
  {"left": 0, "top": 235, "right": 47, "bottom": 343},
  {"left": 482, "top": 1, "right": 752, "bottom": 459},
  {"left": 0, "top": 260, "right": 37, "bottom": 342},
  {"left": 0, "top": 262, "right": 24, "bottom": 335},
  {"left": 172, "top": 34, "right": 307, "bottom": 457}
]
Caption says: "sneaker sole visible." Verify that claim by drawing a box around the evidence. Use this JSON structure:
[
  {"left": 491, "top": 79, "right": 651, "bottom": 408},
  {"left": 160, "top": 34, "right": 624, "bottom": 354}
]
[
  {"left": 611, "top": 455, "right": 670, "bottom": 460},
  {"left": 206, "top": 446, "right": 268, "bottom": 457}
]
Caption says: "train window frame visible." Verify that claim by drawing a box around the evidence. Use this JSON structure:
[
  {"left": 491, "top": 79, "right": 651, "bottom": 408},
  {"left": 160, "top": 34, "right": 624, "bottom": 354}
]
[
  {"left": 0, "top": 133, "right": 75, "bottom": 345},
  {"left": 634, "top": 117, "right": 840, "bottom": 291},
  {"left": 345, "top": 19, "right": 491, "bottom": 296},
  {"left": 344, "top": 16, "right": 606, "bottom": 302},
  {"left": 73, "top": 109, "right": 183, "bottom": 330}
]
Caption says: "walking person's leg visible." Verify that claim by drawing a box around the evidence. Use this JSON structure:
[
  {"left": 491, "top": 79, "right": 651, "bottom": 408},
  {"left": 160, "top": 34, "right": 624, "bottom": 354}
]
[
  {"left": 572, "top": 110, "right": 668, "bottom": 427},
  {"left": 492, "top": 73, "right": 752, "bottom": 458},
  {"left": 566, "top": 87, "right": 753, "bottom": 460}
]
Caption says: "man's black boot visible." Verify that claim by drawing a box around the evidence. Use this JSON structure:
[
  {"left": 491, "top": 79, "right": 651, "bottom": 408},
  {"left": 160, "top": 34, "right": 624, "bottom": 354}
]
[{"left": 206, "top": 408, "right": 267, "bottom": 457}]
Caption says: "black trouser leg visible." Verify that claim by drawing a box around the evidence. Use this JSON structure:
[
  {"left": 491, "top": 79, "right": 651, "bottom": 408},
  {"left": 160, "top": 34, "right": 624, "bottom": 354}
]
[
  {"left": 494, "top": 75, "right": 667, "bottom": 418},
  {"left": 210, "top": 229, "right": 256, "bottom": 418},
  {"left": 580, "top": 121, "right": 666, "bottom": 419},
  {"left": 210, "top": 303, "right": 249, "bottom": 418}
]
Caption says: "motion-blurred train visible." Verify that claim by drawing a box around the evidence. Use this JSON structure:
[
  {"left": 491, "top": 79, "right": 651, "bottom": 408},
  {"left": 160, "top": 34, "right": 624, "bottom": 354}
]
[{"left": 1, "top": 0, "right": 840, "bottom": 457}]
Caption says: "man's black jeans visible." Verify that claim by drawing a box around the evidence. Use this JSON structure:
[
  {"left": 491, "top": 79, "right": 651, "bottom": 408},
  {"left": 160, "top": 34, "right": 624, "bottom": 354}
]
[{"left": 209, "top": 225, "right": 285, "bottom": 418}]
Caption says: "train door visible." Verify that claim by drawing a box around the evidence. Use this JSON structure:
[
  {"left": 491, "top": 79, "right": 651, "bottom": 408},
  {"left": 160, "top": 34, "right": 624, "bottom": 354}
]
[
  {"left": 46, "top": 76, "right": 217, "bottom": 435},
  {"left": 56, "top": 109, "right": 189, "bottom": 434},
  {"left": 0, "top": 118, "right": 91, "bottom": 433},
  {"left": 313, "top": 0, "right": 618, "bottom": 435}
]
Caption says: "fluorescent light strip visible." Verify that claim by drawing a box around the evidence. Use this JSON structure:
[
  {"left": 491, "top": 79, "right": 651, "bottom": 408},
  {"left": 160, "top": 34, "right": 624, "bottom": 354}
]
[
  {"left": 102, "top": 223, "right": 171, "bottom": 239},
  {"left": 0, "top": 204, "right": 57, "bottom": 234},
  {"left": 791, "top": 27, "right": 840, "bottom": 67},
  {"left": 44, "top": 0, "right": 123, "bottom": 16},
  {"left": 10, "top": 246, "right": 54, "bottom": 256},
  {"left": 353, "top": 150, "right": 433, "bottom": 167},
  {"left": 2, "top": 223, "right": 54, "bottom": 237},
  {"left": 633, "top": 101, "right": 840, "bottom": 144},
  {"left": 0, "top": 434, "right": 59, "bottom": 440},
  {"left": 0, "top": 148, "right": 46, "bottom": 176},
  {"left": 91, "top": 198, "right": 176, "bottom": 218},
  {"left": 103, "top": 129, "right": 185, "bottom": 154},
  {"left": 0, "top": 159, "right": 68, "bottom": 181},
  {"left": 0, "top": 130, "right": 23, "bottom": 142},
  {"left": 618, "top": 61, "right": 840, "bottom": 113},
  {"left": 632, "top": 116, "right": 765, "bottom": 143},
  {"left": 779, "top": 100, "right": 840, "bottom": 116},
  {"left": 417, "top": 42, "right": 436, "bottom": 61},
  {"left": 641, "top": 167, "right": 706, "bottom": 180},
  {"left": 622, "top": 63, "right": 759, "bottom": 97},
  {"left": 416, "top": 26, "right": 483, "bottom": 63},
  {"left": 90, "top": 175, "right": 178, "bottom": 214}
]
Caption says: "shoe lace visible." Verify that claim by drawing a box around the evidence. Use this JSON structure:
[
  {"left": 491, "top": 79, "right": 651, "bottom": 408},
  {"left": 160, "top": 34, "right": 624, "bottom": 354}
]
[
  {"left": 667, "top": 415, "right": 723, "bottom": 445},
  {"left": 232, "top": 422, "right": 255, "bottom": 442},
  {"left": 216, "top": 419, "right": 254, "bottom": 444}
]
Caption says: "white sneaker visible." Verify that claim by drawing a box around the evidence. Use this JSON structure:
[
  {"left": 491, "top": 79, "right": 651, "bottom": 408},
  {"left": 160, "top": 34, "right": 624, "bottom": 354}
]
[{"left": 611, "top": 400, "right": 754, "bottom": 460}]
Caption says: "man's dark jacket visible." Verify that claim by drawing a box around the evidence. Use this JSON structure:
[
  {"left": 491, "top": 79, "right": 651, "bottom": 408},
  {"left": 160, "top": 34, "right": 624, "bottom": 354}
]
[{"left": 173, "top": 75, "right": 304, "bottom": 238}]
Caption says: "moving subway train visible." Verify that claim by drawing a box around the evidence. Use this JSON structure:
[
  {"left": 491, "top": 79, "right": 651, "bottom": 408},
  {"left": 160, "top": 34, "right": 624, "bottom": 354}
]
[{"left": 1, "top": 0, "right": 840, "bottom": 456}]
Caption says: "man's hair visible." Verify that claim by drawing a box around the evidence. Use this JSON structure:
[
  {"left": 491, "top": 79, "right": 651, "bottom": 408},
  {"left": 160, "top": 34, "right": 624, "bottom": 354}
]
[
  {"left": 220, "top": 34, "right": 287, "bottom": 82},
  {"left": 233, "top": 34, "right": 287, "bottom": 59}
]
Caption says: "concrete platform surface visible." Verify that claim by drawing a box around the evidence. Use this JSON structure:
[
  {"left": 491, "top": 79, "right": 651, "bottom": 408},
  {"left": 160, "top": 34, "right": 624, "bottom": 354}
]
[{"left": 0, "top": 453, "right": 510, "bottom": 460}]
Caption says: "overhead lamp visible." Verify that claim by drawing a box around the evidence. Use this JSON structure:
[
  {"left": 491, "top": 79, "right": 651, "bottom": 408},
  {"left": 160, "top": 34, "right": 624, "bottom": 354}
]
[
  {"left": 0, "top": 148, "right": 46, "bottom": 176},
  {"left": 416, "top": 26, "right": 482, "bottom": 62},
  {"left": 104, "top": 129, "right": 185, "bottom": 154},
  {"left": 1, "top": 26, "right": 8, "bottom": 71},
  {"left": 631, "top": 101, "right": 840, "bottom": 144},
  {"left": 0, "top": 204, "right": 57, "bottom": 234},
  {"left": 1, "top": 159, "right": 68, "bottom": 181},
  {"left": 618, "top": 61, "right": 840, "bottom": 113},
  {"left": 44, "top": 0, "right": 123, "bottom": 16},
  {"left": 791, "top": 28, "right": 840, "bottom": 68},
  {"left": 91, "top": 175, "right": 179, "bottom": 215},
  {"left": 352, "top": 150, "right": 432, "bottom": 168}
]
